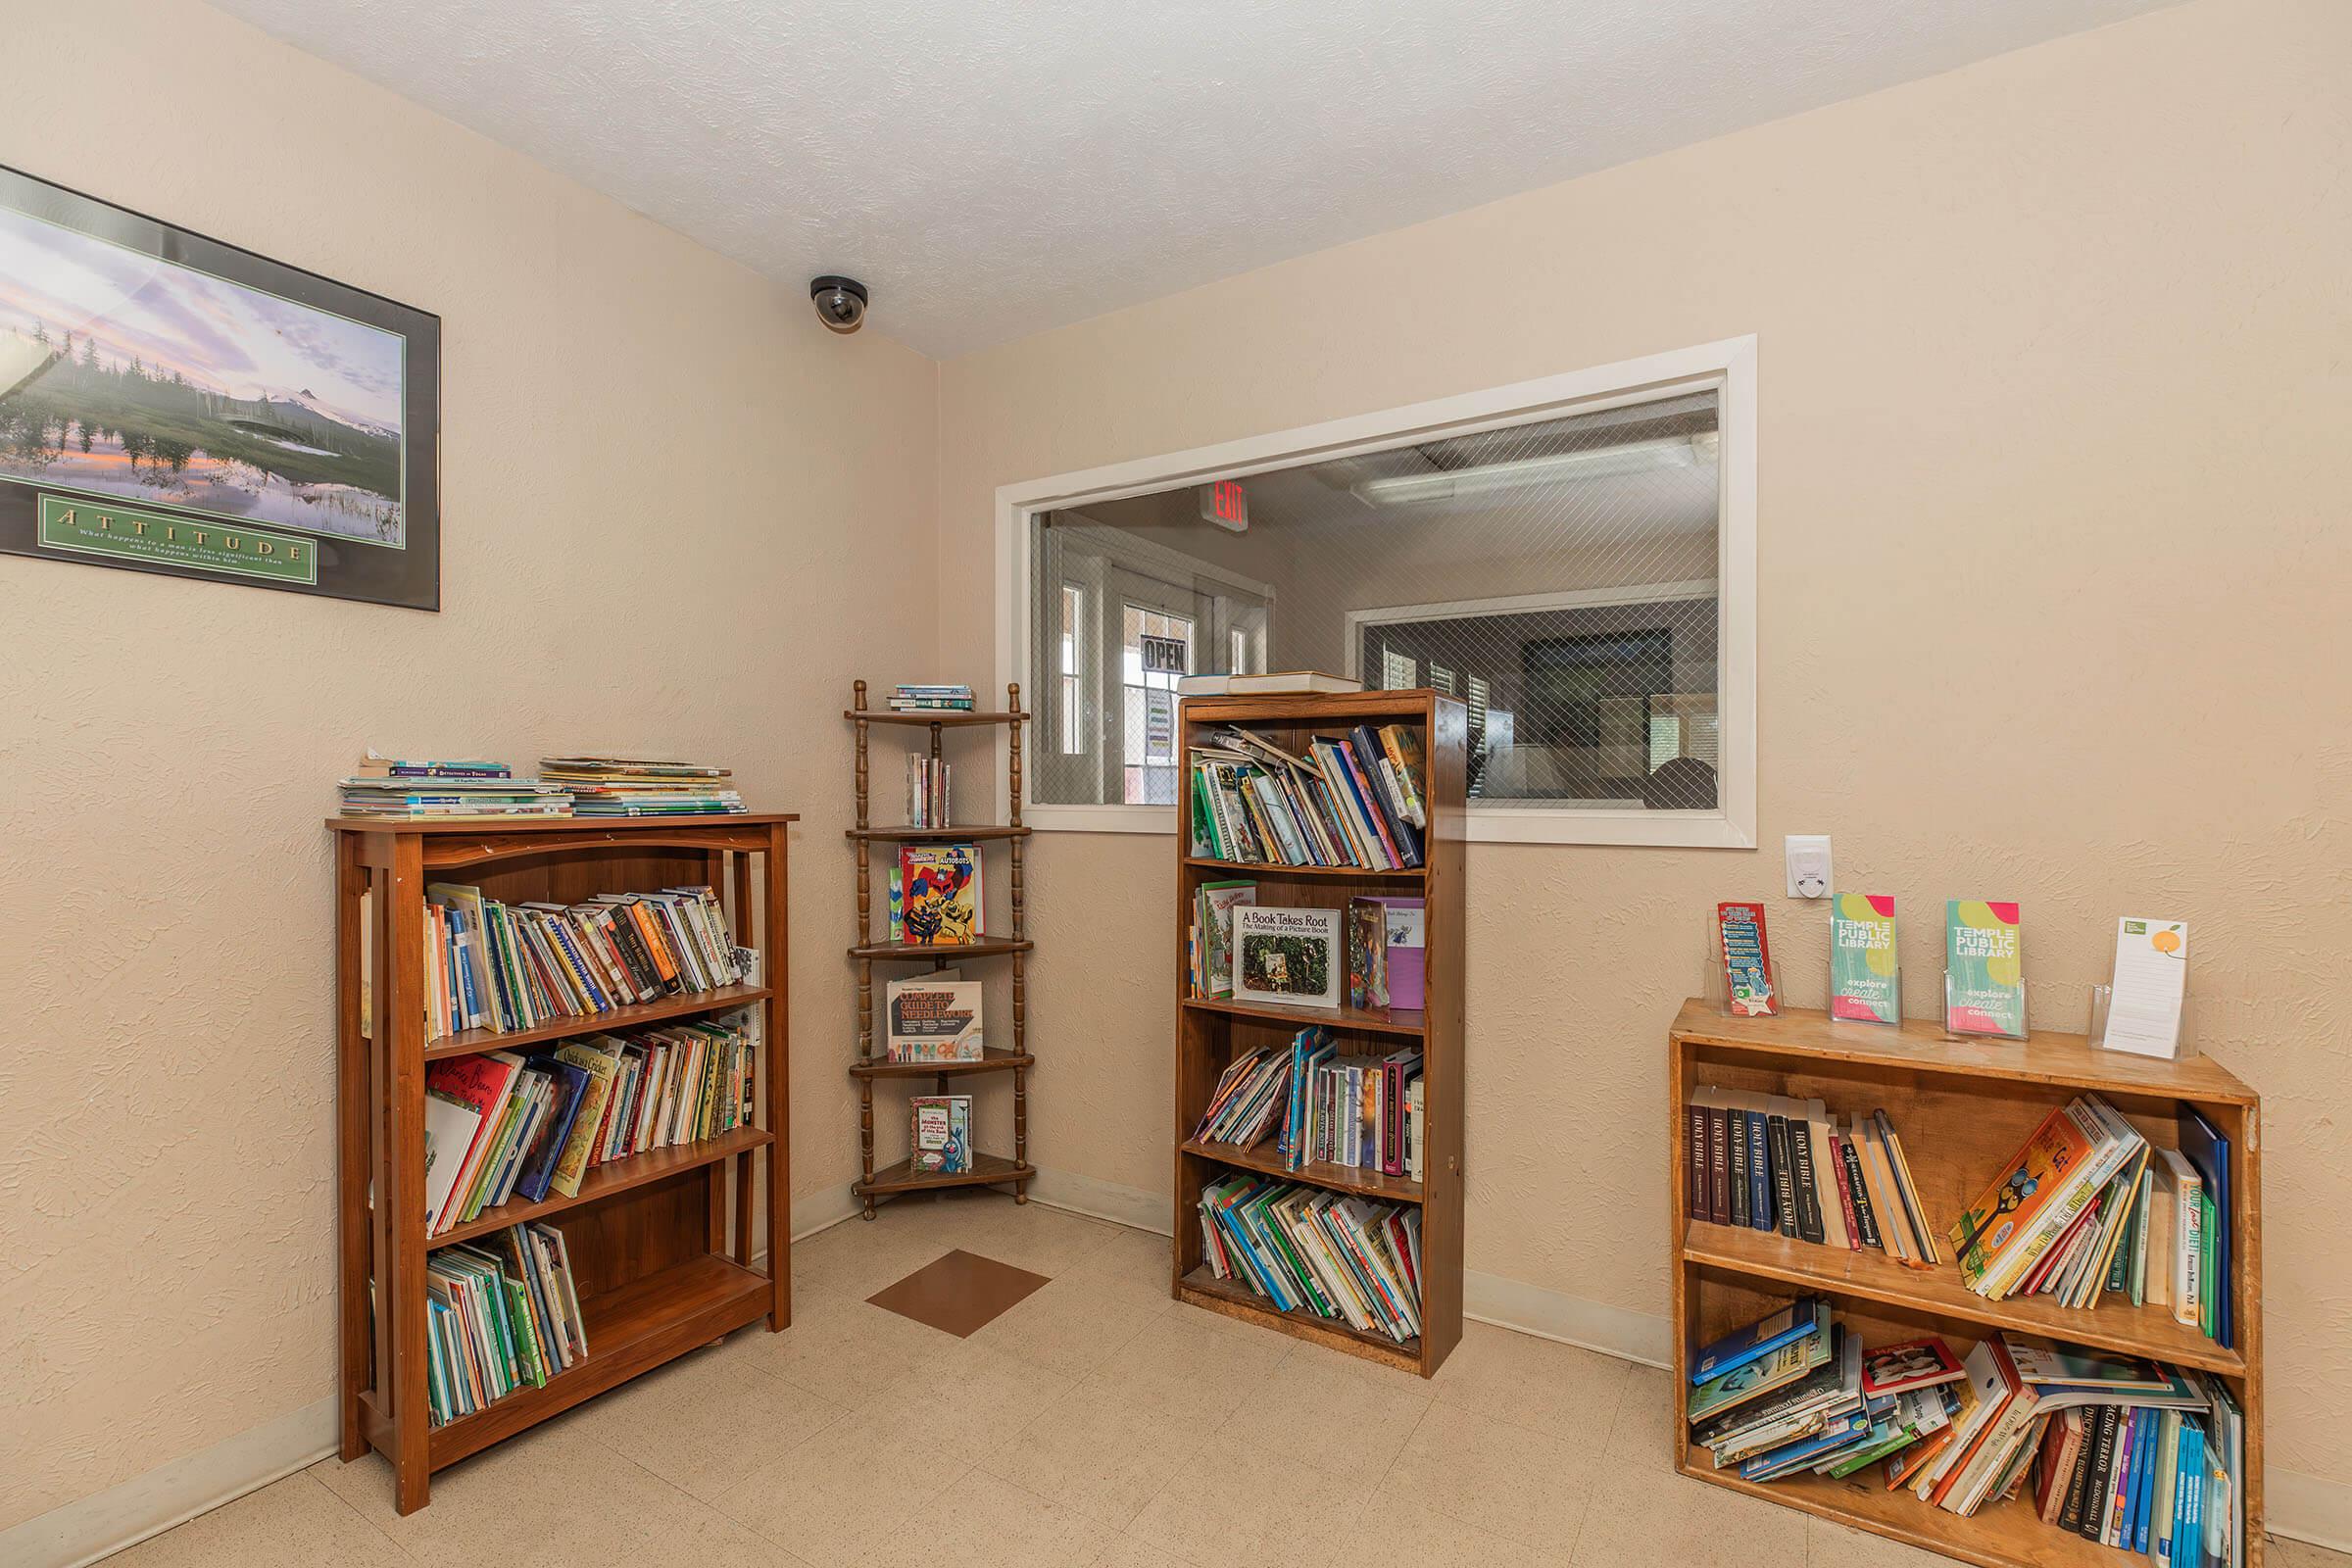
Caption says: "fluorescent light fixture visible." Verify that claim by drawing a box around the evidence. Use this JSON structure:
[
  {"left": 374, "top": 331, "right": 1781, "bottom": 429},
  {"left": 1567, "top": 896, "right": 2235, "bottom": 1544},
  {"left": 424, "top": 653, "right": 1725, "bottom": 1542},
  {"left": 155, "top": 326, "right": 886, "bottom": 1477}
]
[{"left": 1351, "top": 432, "right": 1717, "bottom": 507}]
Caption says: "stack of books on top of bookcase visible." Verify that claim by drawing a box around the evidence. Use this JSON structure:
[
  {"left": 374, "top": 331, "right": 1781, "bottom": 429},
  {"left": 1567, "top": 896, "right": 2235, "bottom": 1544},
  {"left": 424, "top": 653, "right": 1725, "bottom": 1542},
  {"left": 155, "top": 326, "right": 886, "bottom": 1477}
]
[
  {"left": 538, "top": 757, "right": 745, "bottom": 815},
  {"left": 337, "top": 755, "right": 572, "bottom": 820}
]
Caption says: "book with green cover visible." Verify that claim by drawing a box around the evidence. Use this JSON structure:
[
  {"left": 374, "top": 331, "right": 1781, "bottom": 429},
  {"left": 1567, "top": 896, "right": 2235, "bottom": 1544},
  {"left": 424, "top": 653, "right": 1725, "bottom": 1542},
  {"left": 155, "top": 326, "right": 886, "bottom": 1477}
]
[
  {"left": 1828, "top": 894, "right": 1900, "bottom": 1024},
  {"left": 1944, "top": 900, "right": 2026, "bottom": 1039}
]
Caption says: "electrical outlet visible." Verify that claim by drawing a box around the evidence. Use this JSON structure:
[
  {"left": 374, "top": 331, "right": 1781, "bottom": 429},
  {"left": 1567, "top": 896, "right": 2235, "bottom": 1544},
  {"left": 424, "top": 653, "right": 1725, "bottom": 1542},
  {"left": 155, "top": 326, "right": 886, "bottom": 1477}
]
[{"left": 1785, "top": 835, "right": 1833, "bottom": 899}]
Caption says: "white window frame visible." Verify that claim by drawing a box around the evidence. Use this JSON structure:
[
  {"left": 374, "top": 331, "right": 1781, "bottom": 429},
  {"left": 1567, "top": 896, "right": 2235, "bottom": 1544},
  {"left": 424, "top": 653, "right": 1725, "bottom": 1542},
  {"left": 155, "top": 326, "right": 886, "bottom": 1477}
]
[{"left": 994, "top": 335, "right": 1758, "bottom": 847}]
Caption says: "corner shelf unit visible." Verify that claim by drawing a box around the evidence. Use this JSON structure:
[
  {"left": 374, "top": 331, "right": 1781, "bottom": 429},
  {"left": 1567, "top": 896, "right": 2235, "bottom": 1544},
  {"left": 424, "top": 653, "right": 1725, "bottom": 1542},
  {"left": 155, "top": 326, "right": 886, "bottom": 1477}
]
[
  {"left": 846, "top": 680, "right": 1036, "bottom": 1217},
  {"left": 1668, "top": 1000, "right": 2262, "bottom": 1568},
  {"left": 329, "top": 813, "right": 795, "bottom": 1514},
  {"left": 1170, "top": 689, "right": 1466, "bottom": 1378}
]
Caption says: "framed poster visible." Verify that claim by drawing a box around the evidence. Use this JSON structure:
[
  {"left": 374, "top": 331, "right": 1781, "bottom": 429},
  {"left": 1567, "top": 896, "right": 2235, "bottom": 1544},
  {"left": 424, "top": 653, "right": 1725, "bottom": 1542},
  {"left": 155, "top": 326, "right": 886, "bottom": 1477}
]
[{"left": 0, "top": 165, "right": 440, "bottom": 609}]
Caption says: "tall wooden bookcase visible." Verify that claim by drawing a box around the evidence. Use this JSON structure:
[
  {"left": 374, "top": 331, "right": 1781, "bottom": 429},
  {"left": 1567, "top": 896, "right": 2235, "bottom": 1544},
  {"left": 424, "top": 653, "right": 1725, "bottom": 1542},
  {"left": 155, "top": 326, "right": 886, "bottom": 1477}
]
[
  {"left": 846, "top": 681, "right": 1035, "bottom": 1216},
  {"left": 1669, "top": 1001, "right": 2262, "bottom": 1568},
  {"left": 1170, "top": 689, "right": 1466, "bottom": 1377},
  {"left": 330, "top": 813, "right": 794, "bottom": 1513}
]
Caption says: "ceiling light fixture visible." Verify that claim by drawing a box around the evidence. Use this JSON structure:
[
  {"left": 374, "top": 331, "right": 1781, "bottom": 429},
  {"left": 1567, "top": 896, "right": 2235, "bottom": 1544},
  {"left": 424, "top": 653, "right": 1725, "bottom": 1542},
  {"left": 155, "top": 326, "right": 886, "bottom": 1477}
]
[{"left": 1350, "top": 432, "right": 1717, "bottom": 507}]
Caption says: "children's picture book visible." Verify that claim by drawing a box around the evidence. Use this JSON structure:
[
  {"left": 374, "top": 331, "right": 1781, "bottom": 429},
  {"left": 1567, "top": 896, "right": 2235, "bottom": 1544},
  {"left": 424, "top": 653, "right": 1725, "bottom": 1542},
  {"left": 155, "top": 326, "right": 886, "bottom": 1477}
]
[
  {"left": 1690, "top": 1296, "right": 1828, "bottom": 1386},
  {"left": 2003, "top": 1337, "right": 2173, "bottom": 1393},
  {"left": 1944, "top": 900, "right": 2026, "bottom": 1038},
  {"left": 1378, "top": 897, "right": 1426, "bottom": 1010},
  {"left": 1197, "top": 880, "right": 1256, "bottom": 1000},
  {"left": 1716, "top": 902, "right": 1778, "bottom": 1016},
  {"left": 884, "top": 972, "right": 983, "bottom": 1061},
  {"left": 909, "top": 1094, "right": 973, "bottom": 1175},
  {"left": 1861, "top": 1337, "right": 1964, "bottom": 1396},
  {"left": 1348, "top": 897, "right": 1386, "bottom": 1008},
  {"left": 1346, "top": 895, "right": 1427, "bottom": 1010},
  {"left": 899, "top": 843, "right": 982, "bottom": 946},
  {"left": 1688, "top": 1322, "right": 1837, "bottom": 1425},
  {"left": 1234, "top": 906, "right": 1343, "bottom": 1009},
  {"left": 1829, "top": 894, "right": 1900, "bottom": 1024}
]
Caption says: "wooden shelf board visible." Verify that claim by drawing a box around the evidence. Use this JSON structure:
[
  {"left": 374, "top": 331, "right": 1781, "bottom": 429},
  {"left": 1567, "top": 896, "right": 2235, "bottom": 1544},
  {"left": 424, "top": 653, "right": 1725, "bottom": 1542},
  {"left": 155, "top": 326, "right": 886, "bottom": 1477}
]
[
  {"left": 424, "top": 1253, "right": 772, "bottom": 1469},
  {"left": 850, "top": 1049, "right": 1033, "bottom": 1080},
  {"left": 1181, "top": 1138, "right": 1424, "bottom": 1203},
  {"left": 845, "top": 710, "right": 1028, "bottom": 727},
  {"left": 1678, "top": 1442, "right": 2132, "bottom": 1568},
  {"left": 1181, "top": 857, "right": 1424, "bottom": 880},
  {"left": 429, "top": 1126, "right": 771, "bottom": 1250},
  {"left": 1181, "top": 994, "right": 1426, "bottom": 1038},
  {"left": 328, "top": 812, "right": 798, "bottom": 834},
  {"left": 1681, "top": 1222, "right": 2243, "bottom": 1375},
  {"left": 849, "top": 825, "right": 1031, "bottom": 842},
  {"left": 1175, "top": 1265, "right": 1422, "bottom": 1373},
  {"left": 421, "top": 984, "right": 771, "bottom": 1061},
  {"left": 1670, "top": 999, "right": 2256, "bottom": 1104},
  {"left": 855, "top": 1152, "right": 1032, "bottom": 1197},
  {"left": 849, "top": 939, "right": 1032, "bottom": 961},
  {"left": 1177, "top": 692, "right": 1437, "bottom": 726}
]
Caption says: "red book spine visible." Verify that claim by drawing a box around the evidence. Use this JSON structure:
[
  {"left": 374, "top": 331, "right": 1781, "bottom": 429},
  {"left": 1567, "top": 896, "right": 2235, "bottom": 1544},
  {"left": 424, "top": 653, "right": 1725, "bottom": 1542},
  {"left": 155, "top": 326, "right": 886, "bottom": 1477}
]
[{"left": 1830, "top": 1134, "right": 1864, "bottom": 1250}]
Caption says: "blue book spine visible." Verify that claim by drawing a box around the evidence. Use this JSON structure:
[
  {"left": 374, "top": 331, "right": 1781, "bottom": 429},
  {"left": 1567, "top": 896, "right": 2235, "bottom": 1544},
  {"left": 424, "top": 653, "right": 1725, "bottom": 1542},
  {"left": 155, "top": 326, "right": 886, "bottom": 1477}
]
[
  {"left": 515, "top": 1061, "right": 591, "bottom": 1203},
  {"left": 2178, "top": 1423, "right": 2204, "bottom": 1562},
  {"left": 450, "top": 911, "right": 482, "bottom": 1028},
  {"left": 1744, "top": 1111, "right": 1773, "bottom": 1230},
  {"left": 2133, "top": 1412, "right": 2160, "bottom": 1552}
]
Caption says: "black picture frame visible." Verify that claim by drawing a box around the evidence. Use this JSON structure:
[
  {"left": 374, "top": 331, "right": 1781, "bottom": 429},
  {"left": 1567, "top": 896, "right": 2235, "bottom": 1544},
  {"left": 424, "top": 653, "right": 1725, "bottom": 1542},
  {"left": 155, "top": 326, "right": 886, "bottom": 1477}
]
[{"left": 0, "top": 165, "right": 440, "bottom": 611}]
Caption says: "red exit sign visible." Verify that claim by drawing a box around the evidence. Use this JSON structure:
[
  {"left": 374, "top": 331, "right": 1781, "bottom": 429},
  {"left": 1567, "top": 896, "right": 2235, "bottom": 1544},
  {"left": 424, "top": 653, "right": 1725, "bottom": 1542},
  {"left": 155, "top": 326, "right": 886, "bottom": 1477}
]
[{"left": 1199, "top": 479, "right": 1249, "bottom": 532}]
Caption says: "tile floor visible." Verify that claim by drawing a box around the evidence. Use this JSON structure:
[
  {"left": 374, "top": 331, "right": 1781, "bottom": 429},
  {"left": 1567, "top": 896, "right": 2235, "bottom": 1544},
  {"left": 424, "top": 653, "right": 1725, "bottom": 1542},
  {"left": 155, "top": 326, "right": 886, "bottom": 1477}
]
[{"left": 105, "top": 1194, "right": 2343, "bottom": 1568}]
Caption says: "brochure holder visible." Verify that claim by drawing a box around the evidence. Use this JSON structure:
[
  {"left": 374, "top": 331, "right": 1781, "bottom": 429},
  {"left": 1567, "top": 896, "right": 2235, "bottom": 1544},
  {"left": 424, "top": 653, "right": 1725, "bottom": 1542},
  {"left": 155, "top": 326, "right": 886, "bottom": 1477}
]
[
  {"left": 1826, "top": 956, "right": 1901, "bottom": 1025},
  {"left": 2088, "top": 980, "right": 2188, "bottom": 1061},
  {"left": 1705, "top": 910, "right": 1781, "bottom": 1018},
  {"left": 1942, "top": 969, "right": 2029, "bottom": 1041}
]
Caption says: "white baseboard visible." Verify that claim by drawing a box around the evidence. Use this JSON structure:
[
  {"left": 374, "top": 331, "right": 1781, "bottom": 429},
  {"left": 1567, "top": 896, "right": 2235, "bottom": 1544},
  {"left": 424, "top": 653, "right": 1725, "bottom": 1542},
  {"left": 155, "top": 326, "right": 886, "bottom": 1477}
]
[
  {"left": 17, "top": 1162, "right": 2343, "bottom": 1561},
  {"left": 1025, "top": 1165, "right": 1172, "bottom": 1231},
  {"left": 0, "top": 1396, "right": 336, "bottom": 1568},
  {"left": 1462, "top": 1268, "right": 1673, "bottom": 1368},
  {"left": 2269, "top": 1468, "right": 2352, "bottom": 1552}
]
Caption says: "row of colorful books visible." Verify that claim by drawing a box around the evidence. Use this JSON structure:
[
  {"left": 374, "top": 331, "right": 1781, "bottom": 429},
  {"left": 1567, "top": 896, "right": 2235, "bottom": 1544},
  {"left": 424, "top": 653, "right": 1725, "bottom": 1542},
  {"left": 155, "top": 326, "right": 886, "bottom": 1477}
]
[
  {"left": 422, "top": 882, "right": 747, "bottom": 1039},
  {"left": 888, "top": 683, "right": 974, "bottom": 711},
  {"left": 1685, "top": 1090, "right": 1940, "bottom": 1267},
  {"left": 1195, "top": 1029, "right": 1424, "bottom": 1182},
  {"left": 537, "top": 757, "right": 744, "bottom": 816},
  {"left": 1199, "top": 1175, "right": 1422, "bottom": 1344},
  {"left": 1188, "top": 721, "right": 1426, "bottom": 870},
  {"left": 425, "top": 1224, "right": 587, "bottom": 1427},
  {"left": 905, "top": 756, "right": 953, "bottom": 827},
  {"left": 420, "top": 1015, "right": 756, "bottom": 1236},
  {"left": 1952, "top": 1095, "right": 2235, "bottom": 1346},
  {"left": 1688, "top": 1302, "right": 2245, "bottom": 1564}
]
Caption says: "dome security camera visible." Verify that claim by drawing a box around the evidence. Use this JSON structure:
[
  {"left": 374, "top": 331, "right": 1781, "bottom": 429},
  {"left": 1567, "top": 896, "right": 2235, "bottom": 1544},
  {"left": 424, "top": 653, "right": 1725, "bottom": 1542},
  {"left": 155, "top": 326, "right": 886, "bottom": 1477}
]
[{"left": 809, "top": 275, "right": 868, "bottom": 334}]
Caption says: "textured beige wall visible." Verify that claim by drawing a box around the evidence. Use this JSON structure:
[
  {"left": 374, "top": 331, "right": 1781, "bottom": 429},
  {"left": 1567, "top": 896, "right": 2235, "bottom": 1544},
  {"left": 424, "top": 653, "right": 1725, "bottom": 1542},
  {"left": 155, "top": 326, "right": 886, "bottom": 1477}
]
[
  {"left": 0, "top": 0, "right": 932, "bottom": 1531},
  {"left": 938, "top": 0, "right": 2351, "bottom": 1486}
]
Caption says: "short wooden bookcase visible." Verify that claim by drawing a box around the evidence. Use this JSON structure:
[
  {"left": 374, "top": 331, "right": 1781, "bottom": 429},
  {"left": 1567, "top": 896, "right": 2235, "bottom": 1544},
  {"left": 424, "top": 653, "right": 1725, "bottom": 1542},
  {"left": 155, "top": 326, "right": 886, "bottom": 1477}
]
[
  {"left": 1170, "top": 689, "right": 1466, "bottom": 1378},
  {"left": 330, "top": 814, "right": 794, "bottom": 1513},
  {"left": 1668, "top": 1000, "right": 2262, "bottom": 1568}
]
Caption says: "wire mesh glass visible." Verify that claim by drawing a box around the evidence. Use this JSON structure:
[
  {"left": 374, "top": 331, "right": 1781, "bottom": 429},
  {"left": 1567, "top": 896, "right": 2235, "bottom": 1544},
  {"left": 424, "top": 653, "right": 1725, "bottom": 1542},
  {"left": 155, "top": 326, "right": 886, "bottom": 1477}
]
[{"left": 1027, "top": 388, "right": 1721, "bottom": 810}]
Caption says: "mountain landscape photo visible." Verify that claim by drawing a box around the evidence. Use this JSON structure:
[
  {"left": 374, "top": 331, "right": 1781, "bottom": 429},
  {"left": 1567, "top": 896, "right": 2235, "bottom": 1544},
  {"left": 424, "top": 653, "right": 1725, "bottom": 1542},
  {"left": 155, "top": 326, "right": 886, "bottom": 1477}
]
[{"left": 0, "top": 203, "right": 406, "bottom": 544}]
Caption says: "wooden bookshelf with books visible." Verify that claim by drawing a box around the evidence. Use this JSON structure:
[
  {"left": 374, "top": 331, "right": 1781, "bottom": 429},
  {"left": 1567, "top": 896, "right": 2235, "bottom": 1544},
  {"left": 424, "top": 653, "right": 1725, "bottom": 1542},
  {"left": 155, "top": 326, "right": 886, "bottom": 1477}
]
[
  {"left": 845, "top": 681, "right": 1036, "bottom": 1216},
  {"left": 1669, "top": 1000, "right": 2261, "bottom": 1568},
  {"left": 329, "top": 812, "right": 794, "bottom": 1513},
  {"left": 1171, "top": 689, "right": 1466, "bottom": 1377}
]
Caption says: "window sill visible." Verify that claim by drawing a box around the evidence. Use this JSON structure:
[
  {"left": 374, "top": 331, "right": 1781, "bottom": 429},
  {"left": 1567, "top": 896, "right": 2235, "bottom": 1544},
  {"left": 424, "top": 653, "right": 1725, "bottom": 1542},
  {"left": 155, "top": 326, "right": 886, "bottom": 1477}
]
[{"left": 1023, "top": 803, "right": 1755, "bottom": 849}]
